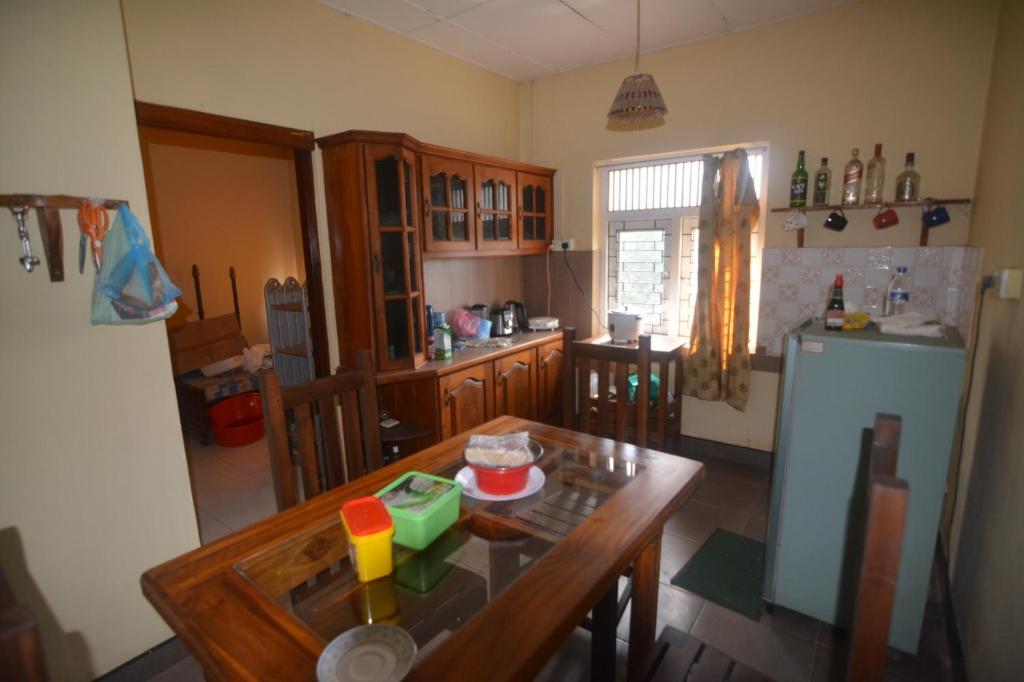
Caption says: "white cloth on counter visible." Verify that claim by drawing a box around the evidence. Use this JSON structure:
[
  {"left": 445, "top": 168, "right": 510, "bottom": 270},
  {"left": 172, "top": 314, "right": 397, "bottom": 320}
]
[{"left": 876, "top": 312, "right": 944, "bottom": 338}]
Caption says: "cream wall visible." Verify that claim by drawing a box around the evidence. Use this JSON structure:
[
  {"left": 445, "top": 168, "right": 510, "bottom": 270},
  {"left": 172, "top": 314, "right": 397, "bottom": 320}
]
[
  {"left": 0, "top": 1, "right": 199, "bottom": 679},
  {"left": 121, "top": 0, "right": 521, "bottom": 367},
  {"left": 520, "top": 0, "right": 998, "bottom": 449},
  {"left": 139, "top": 128, "right": 305, "bottom": 345},
  {"left": 949, "top": 1, "right": 1024, "bottom": 677}
]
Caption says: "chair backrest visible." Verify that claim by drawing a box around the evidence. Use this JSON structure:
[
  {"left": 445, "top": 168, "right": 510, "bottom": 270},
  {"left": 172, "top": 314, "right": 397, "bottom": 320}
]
[
  {"left": 260, "top": 350, "right": 382, "bottom": 511},
  {"left": 0, "top": 569, "right": 48, "bottom": 682},
  {"left": 846, "top": 413, "right": 909, "bottom": 681},
  {"left": 561, "top": 327, "right": 652, "bottom": 446}
]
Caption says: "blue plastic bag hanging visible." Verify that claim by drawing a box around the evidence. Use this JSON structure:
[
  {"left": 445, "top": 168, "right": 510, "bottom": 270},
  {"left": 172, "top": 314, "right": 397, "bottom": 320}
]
[{"left": 91, "top": 204, "right": 181, "bottom": 325}]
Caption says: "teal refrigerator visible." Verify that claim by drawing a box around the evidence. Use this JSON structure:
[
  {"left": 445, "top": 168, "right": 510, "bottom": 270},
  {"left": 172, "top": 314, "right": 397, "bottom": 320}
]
[{"left": 764, "top": 319, "right": 965, "bottom": 654}]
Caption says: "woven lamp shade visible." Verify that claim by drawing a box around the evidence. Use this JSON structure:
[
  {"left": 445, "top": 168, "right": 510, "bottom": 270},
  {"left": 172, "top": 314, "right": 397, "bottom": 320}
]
[{"left": 607, "top": 73, "right": 668, "bottom": 121}]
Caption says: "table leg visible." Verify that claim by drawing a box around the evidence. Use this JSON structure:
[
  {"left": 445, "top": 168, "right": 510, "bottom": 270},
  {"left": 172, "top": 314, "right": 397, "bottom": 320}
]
[
  {"left": 627, "top": 535, "right": 662, "bottom": 681},
  {"left": 590, "top": 583, "right": 618, "bottom": 682}
]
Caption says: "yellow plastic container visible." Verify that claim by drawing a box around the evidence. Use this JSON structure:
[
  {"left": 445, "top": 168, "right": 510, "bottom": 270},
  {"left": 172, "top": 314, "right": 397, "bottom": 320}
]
[{"left": 340, "top": 497, "right": 395, "bottom": 582}]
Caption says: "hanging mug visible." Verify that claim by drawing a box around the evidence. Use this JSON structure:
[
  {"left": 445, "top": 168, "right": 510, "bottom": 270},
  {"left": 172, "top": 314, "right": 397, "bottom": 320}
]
[
  {"left": 823, "top": 208, "right": 848, "bottom": 231},
  {"left": 873, "top": 206, "right": 900, "bottom": 229},
  {"left": 922, "top": 202, "right": 951, "bottom": 228}
]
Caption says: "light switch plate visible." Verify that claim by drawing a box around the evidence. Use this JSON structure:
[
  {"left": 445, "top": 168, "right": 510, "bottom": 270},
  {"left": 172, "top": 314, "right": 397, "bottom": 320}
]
[{"left": 996, "top": 268, "right": 1022, "bottom": 300}]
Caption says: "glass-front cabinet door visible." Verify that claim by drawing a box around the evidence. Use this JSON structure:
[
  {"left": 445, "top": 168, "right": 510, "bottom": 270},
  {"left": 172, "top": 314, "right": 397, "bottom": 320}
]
[
  {"left": 421, "top": 154, "right": 476, "bottom": 254},
  {"left": 474, "top": 165, "right": 517, "bottom": 252},
  {"left": 517, "top": 172, "right": 552, "bottom": 254},
  {"left": 363, "top": 144, "right": 426, "bottom": 370}
]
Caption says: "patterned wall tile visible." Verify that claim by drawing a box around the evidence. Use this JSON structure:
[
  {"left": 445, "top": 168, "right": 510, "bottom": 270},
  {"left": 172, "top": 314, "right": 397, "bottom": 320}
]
[
  {"left": 823, "top": 248, "right": 843, "bottom": 265},
  {"left": 866, "top": 247, "right": 892, "bottom": 268}
]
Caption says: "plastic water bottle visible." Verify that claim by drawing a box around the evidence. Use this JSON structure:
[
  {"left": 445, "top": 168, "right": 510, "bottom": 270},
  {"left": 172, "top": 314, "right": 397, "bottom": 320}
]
[{"left": 884, "top": 266, "right": 911, "bottom": 316}]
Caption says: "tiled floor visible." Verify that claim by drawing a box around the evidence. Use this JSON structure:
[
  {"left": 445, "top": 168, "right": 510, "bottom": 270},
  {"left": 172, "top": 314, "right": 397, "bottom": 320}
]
[{"left": 152, "top": 451, "right": 954, "bottom": 681}]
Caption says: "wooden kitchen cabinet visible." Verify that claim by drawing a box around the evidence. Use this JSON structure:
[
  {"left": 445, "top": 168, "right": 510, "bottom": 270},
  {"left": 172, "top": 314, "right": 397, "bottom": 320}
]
[
  {"left": 517, "top": 172, "right": 552, "bottom": 255},
  {"left": 438, "top": 362, "right": 494, "bottom": 440},
  {"left": 536, "top": 338, "right": 563, "bottom": 424},
  {"left": 421, "top": 154, "right": 476, "bottom": 254},
  {"left": 494, "top": 348, "right": 537, "bottom": 420},
  {"left": 475, "top": 165, "right": 518, "bottom": 252}
]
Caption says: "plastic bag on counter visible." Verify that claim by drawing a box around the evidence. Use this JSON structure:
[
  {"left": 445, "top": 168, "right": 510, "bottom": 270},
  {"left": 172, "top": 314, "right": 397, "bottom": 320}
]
[
  {"left": 450, "top": 307, "right": 481, "bottom": 338},
  {"left": 91, "top": 204, "right": 181, "bottom": 325},
  {"left": 465, "top": 432, "right": 532, "bottom": 468}
]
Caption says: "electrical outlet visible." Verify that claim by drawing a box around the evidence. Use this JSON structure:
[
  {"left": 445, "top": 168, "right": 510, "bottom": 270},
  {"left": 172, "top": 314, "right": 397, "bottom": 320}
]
[
  {"left": 995, "top": 268, "right": 1022, "bottom": 300},
  {"left": 549, "top": 238, "right": 576, "bottom": 251}
]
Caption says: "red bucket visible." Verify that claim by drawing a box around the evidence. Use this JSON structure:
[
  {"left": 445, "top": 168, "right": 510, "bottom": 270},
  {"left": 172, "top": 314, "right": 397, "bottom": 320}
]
[
  {"left": 208, "top": 392, "right": 264, "bottom": 447},
  {"left": 470, "top": 462, "right": 532, "bottom": 495}
]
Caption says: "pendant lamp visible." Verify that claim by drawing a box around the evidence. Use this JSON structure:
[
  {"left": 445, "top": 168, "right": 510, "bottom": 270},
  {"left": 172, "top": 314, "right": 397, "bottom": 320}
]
[{"left": 607, "top": 0, "right": 668, "bottom": 122}]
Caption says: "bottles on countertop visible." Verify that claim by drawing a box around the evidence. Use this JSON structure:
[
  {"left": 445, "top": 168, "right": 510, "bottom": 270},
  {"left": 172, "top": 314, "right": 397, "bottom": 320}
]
[
  {"left": 790, "top": 150, "right": 808, "bottom": 208},
  {"left": 884, "top": 266, "right": 911, "bottom": 316},
  {"left": 842, "top": 148, "right": 863, "bottom": 206},
  {"left": 813, "top": 157, "right": 831, "bottom": 206},
  {"left": 425, "top": 304, "right": 435, "bottom": 360},
  {"left": 895, "top": 152, "right": 920, "bottom": 202},
  {"left": 863, "top": 143, "right": 886, "bottom": 204},
  {"left": 825, "top": 274, "right": 845, "bottom": 331}
]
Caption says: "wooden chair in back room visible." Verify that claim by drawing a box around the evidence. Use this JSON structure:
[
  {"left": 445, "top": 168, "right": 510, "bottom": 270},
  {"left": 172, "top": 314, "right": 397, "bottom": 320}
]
[{"left": 259, "top": 349, "right": 383, "bottom": 511}]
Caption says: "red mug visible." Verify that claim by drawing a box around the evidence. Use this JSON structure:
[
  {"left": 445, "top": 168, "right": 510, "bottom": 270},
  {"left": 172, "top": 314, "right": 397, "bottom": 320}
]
[{"left": 873, "top": 207, "right": 900, "bottom": 229}]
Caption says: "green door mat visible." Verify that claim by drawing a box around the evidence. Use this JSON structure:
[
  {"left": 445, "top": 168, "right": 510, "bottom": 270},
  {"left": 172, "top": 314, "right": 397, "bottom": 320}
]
[{"left": 670, "top": 529, "right": 766, "bottom": 620}]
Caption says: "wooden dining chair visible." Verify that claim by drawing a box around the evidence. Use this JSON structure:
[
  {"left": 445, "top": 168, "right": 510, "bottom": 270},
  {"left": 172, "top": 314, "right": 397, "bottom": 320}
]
[
  {"left": 259, "top": 349, "right": 383, "bottom": 511},
  {"left": 642, "top": 413, "right": 909, "bottom": 682},
  {"left": 561, "top": 327, "right": 652, "bottom": 447}
]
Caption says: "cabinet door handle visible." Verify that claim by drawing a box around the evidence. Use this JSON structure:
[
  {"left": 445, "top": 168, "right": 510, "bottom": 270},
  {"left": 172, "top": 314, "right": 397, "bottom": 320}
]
[
  {"left": 518, "top": 205, "right": 523, "bottom": 221},
  {"left": 475, "top": 202, "right": 481, "bottom": 221},
  {"left": 423, "top": 197, "right": 430, "bottom": 218},
  {"left": 372, "top": 253, "right": 381, "bottom": 274},
  {"left": 443, "top": 388, "right": 452, "bottom": 406}
]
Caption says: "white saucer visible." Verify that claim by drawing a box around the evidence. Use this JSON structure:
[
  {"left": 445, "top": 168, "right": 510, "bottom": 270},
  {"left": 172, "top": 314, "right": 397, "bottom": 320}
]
[
  {"left": 455, "top": 465, "right": 546, "bottom": 501},
  {"left": 317, "top": 624, "right": 416, "bottom": 682}
]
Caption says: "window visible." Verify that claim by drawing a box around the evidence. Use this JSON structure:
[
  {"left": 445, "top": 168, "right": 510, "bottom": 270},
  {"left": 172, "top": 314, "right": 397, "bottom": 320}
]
[{"left": 600, "top": 147, "right": 767, "bottom": 348}]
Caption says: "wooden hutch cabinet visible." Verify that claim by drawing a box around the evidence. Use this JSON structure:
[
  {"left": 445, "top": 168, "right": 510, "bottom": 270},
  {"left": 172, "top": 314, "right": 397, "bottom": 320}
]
[
  {"left": 421, "top": 154, "right": 476, "bottom": 254},
  {"left": 517, "top": 172, "right": 552, "bottom": 255}
]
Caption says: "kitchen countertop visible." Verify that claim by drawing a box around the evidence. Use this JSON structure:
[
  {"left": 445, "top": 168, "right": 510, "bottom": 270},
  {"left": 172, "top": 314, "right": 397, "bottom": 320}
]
[{"left": 376, "top": 329, "right": 563, "bottom": 385}]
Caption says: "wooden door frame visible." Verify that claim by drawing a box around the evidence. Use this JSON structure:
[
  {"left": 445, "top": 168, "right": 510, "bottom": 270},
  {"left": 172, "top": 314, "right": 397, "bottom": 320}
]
[{"left": 135, "top": 101, "right": 329, "bottom": 378}]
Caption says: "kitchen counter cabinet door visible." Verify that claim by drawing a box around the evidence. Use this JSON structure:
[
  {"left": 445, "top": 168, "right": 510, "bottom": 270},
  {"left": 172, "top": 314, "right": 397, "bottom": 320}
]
[
  {"left": 536, "top": 339, "right": 563, "bottom": 424},
  {"left": 517, "top": 172, "right": 552, "bottom": 254},
  {"left": 438, "top": 362, "right": 494, "bottom": 439},
  {"left": 475, "top": 165, "right": 518, "bottom": 252},
  {"left": 494, "top": 349, "right": 537, "bottom": 421}
]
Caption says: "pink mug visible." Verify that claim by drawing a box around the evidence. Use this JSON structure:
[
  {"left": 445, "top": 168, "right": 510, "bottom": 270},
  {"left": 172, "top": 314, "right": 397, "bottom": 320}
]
[{"left": 873, "top": 207, "right": 900, "bottom": 229}]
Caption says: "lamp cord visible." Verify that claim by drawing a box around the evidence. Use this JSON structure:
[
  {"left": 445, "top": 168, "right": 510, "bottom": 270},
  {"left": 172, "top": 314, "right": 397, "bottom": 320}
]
[{"left": 633, "top": 0, "right": 640, "bottom": 74}]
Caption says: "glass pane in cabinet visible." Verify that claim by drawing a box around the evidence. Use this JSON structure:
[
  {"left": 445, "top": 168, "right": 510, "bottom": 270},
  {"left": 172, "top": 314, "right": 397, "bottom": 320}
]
[
  {"left": 523, "top": 185, "right": 534, "bottom": 212},
  {"left": 384, "top": 299, "right": 410, "bottom": 361},
  {"left": 432, "top": 211, "right": 448, "bottom": 241},
  {"left": 451, "top": 176, "right": 466, "bottom": 209},
  {"left": 375, "top": 157, "right": 401, "bottom": 226},
  {"left": 523, "top": 216, "right": 534, "bottom": 240},
  {"left": 536, "top": 217, "right": 546, "bottom": 241},
  {"left": 380, "top": 232, "right": 406, "bottom": 294},
  {"left": 412, "top": 299, "right": 422, "bottom": 354},
  {"left": 404, "top": 161, "right": 414, "bottom": 226},
  {"left": 482, "top": 214, "right": 495, "bottom": 240},
  {"left": 497, "top": 182, "right": 510, "bottom": 211},
  {"left": 536, "top": 187, "right": 546, "bottom": 212},
  {"left": 497, "top": 215, "right": 511, "bottom": 240},
  {"left": 407, "top": 232, "right": 418, "bottom": 293},
  {"left": 430, "top": 174, "right": 447, "bottom": 207},
  {"left": 481, "top": 180, "right": 494, "bottom": 210},
  {"left": 452, "top": 212, "right": 468, "bottom": 241}
]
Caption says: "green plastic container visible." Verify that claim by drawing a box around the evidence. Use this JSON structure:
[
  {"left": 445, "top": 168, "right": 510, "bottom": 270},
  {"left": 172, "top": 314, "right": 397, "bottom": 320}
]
[{"left": 376, "top": 471, "right": 461, "bottom": 550}]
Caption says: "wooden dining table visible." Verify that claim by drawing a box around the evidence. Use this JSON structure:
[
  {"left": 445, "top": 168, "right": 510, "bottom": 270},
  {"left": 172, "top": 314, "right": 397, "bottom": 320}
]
[{"left": 142, "top": 416, "right": 704, "bottom": 681}]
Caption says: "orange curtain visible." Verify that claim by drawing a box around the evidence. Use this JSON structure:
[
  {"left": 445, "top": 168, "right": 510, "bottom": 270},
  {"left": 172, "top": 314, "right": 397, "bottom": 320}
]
[{"left": 683, "top": 149, "right": 759, "bottom": 411}]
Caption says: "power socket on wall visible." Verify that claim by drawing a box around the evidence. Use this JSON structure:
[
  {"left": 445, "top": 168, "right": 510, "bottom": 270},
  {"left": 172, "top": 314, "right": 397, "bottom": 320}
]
[
  {"left": 550, "top": 238, "right": 576, "bottom": 251},
  {"left": 994, "top": 268, "right": 1022, "bottom": 300}
]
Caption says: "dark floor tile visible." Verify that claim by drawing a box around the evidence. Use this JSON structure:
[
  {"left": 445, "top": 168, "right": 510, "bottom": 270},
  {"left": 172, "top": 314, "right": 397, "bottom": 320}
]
[
  {"left": 690, "top": 469, "right": 769, "bottom": 516},
  {"left": 814, "top": 613, "right": 952, "bottom": 682},
  {"left": 617, "top": 583, "right": 706, "bottom": 642},
  {"left": 702, "top": 456, "right": 771, "bottom": 483},
  {"left": 741, "top": 514, "right": 768, "bottom": 542},
  {"left": 659, "top": 529, "right": 701, "bottom": 584},
  {"left": 663, "top": 499, "right": 751, "bottom": 545}
]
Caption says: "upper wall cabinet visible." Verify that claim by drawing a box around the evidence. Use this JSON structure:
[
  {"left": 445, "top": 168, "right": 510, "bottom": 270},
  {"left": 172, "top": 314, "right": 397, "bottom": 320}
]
[
  {"left": 517, "top": 172, "right": 552, "bottom": 255},
  {"left": 475, "top": 165, "right": 518, "bottom": 253},
  {"left": 421, "top": 154, "right": 476, "bottom": 254}
]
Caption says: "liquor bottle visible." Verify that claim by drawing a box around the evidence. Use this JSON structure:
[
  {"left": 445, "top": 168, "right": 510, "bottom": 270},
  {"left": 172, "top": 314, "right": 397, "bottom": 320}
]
[
  {"left": 812, "top": 157, "right": 831, "bottom": 206},
  {"left": 789, "top": 150, "right": 808, "bottom": 208},
  {"left": 825, "top": 274, "right": 845, "bottom": 331},
  {"left": 895, "top": 152, "right": 921, "bottom": 202},
  {"left": 842, "top": 148, "right": 863, "bottom": 206},
  {"left": 863, "top": 143, "right": 886, "bottom": 204}
]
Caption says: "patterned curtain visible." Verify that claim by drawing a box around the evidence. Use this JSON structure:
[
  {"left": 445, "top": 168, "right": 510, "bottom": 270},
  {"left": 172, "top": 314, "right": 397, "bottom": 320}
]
[{"left": 683, "top": 149, "right": 760, "bottom": 411}]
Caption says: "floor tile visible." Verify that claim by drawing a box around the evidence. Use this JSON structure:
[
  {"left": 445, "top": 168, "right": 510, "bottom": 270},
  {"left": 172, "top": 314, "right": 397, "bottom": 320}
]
[
  {"left": 663, "top": 499, "right": 750, "bottom": 545},
  {"left": 147, "top": 655, "right": 204, "bottom": 682},
  {"left": 690, "top": 470, "right": 768, "bottom": 516},
  {"left": 691, "top": 601, "right": 817, "bottom": 681},
  {"left": 659, "top": 530, "right": 701, "bottom": 585},
  {"left": 200, "top": 477, "right": 277, "bottom": 532},
  {"left": 617, "top": 583, "right": 705, "bottom": 642},
  {"left": 198, "top": 510, "right": 233, "bottom": 545},
  {"left": 217, "top": 438, "right": 273, "bottom": 475},
  {"left": 703, "top": 456, "right": 771, "bottom": 482}
]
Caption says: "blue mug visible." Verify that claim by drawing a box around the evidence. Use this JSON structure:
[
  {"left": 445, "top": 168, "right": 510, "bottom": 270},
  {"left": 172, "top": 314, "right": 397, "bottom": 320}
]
[{"left": 923, "top": 204, "right": 950, "bottom": 228}]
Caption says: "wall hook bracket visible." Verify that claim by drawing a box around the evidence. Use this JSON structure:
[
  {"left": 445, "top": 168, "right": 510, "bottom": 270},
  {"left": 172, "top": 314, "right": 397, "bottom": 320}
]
[{"left": 10, "top": 205, "right": 40, "bottom": 273}]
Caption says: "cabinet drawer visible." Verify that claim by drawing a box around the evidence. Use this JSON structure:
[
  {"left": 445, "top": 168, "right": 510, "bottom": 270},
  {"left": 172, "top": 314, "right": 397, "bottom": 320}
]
[
  {"left": 437, "top": 362, "right": 494, "bottom": 440},
  {"left": 494, "top": 348, "right": 537, "bottom": 421}
]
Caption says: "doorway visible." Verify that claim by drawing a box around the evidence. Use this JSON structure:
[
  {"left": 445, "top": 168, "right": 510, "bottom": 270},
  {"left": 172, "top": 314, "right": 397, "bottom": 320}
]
[{"left": 136, "top": 102, "right": 327, "bottom": 544}]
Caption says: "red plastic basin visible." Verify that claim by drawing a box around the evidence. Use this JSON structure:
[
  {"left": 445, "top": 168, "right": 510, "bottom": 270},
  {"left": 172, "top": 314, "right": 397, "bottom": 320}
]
[
  {"left": 470, "top": 462, "right": 531, "bottom": 495},
  {"left": 208, "top": 393, "right": 264, "bottom": 447}
]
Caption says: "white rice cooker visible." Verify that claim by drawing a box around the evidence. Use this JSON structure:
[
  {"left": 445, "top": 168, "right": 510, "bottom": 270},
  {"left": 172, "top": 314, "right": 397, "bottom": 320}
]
[{"left": 608, "top": 309, "right": 644, "bottom": 344}]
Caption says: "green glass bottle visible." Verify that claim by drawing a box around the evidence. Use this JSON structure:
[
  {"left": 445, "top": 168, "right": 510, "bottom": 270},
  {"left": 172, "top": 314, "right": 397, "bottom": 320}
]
[{"left": 789, "top": 150, "right": 808, "bottom": 208}]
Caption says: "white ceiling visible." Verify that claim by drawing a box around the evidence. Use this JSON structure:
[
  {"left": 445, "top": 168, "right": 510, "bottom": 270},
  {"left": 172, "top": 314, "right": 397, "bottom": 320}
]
[{"left": 321, "top": 0, "right": 857, "bottom": 82}]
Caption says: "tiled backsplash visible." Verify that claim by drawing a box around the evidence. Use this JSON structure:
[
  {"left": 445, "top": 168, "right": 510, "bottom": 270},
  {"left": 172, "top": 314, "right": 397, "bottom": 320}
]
[{"left": 757, "top": 246, "right": 981, "bottom": 355}]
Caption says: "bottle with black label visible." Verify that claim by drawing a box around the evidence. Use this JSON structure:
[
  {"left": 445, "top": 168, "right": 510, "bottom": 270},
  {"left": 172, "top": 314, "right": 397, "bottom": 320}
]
[
  {"left": 813, "top": 157, "right": 831, "bottom": 206},
  {"left": 825, "top": 274, "right": 845, "bottom": 331},
  {"left": 790, "top": 150, "right": 808, "bottom": 208}
]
